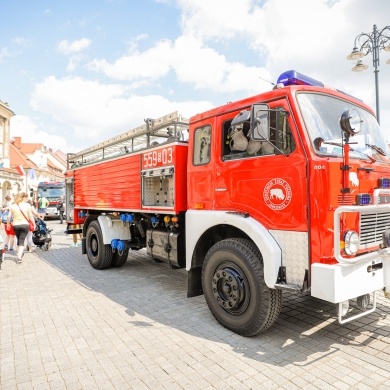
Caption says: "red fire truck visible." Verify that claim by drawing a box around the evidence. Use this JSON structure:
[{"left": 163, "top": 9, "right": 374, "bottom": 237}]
[
  {"left": 65, "top": 70, "right": 390, "bottom": 336},
  {"left": 37, "top": 181, "right": 65, "bottom": 218}
]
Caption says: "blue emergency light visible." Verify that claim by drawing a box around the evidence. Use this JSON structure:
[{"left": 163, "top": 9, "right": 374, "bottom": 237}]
[
  {"left": 276, "top": 70, "right": 359, "bottom": 100},
  {"left": 277, "top": 70, "right": 326, "bottom": 87}
]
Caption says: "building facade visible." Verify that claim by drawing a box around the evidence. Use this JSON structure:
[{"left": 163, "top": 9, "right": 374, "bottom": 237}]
[
  {"left": 0, "top": 100, "right": 24, "bottom": 202},
  {"left": 0, "top": 100, "right": 66, "bottom": 205}
]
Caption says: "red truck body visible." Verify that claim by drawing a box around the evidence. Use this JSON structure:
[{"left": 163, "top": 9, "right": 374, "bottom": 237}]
[{"left": 65, "top": 71, "right": 390, "bottom": 336}]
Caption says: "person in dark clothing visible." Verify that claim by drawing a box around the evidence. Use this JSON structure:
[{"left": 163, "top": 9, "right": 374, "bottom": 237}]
[{"left": 58, "top": 196, "right": 65, "bottom": 224}]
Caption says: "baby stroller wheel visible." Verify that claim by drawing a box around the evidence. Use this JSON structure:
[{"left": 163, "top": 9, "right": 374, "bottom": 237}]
[{"left": 43, "top": 242, "right": 50, "bottom": 251}]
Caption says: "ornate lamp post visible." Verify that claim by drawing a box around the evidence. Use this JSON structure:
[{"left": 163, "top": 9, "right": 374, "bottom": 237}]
[{"left": 346, "top": 24, "right": 390, "bottom": 124}]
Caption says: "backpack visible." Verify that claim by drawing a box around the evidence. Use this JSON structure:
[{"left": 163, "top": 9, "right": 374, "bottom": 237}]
[{"left": 1, "top": 210, "right": 12, "bottom": 224}]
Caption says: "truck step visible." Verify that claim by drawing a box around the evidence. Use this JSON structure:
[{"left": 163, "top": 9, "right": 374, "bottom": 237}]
[{"left": 274, "top": 283, "right": 302, "bottom": 292}]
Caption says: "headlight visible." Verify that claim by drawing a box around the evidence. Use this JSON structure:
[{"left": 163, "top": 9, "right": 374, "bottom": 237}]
[{"left": 344, "top": 231, "right": 360, "bottom": 255}]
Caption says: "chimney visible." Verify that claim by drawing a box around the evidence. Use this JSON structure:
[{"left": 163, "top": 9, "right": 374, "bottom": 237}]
[{"left": 14, "top": 137, "right": 22, "bottom": 148}]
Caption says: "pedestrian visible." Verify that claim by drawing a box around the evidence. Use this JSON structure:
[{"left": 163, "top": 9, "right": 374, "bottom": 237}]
[
  {"left": 37, "top": 196, "right": 49, "bottom": 220},
  {"left": 24, "top": 199, "right": 40, "bottom": 252},
  {"left": 2, "top": 195, "right": 12, "bottom": 211},
  {"left": 58, "top": 196, "right": 65, "bottom": 224},
  {"left": 70, "top": 224, "right": 82, "bottom": 247},
  {"left": 2, "top": 208, "right": 17, "bottom": 252},
  {"left": 7, "top": 193, "right": 35, "bottom": 263}
]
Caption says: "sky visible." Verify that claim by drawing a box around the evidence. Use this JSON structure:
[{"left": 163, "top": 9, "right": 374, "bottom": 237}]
[{"left": 1, "top": 0, "right": 390, "bottom": 154}]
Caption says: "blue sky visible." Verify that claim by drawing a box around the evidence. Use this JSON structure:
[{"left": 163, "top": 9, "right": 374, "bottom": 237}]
[{"left": 1, "top": 0, "right": 390, "bottom": 153}]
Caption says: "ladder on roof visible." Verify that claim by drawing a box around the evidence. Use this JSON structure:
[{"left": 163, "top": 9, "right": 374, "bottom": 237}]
[{"left": 67, "top": 111, "right": 189, "bottom": 169}]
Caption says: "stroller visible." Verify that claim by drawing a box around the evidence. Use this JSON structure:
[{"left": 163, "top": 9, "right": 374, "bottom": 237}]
[{"left": 32, "top": 218, "right": 52, "bottom": 251}]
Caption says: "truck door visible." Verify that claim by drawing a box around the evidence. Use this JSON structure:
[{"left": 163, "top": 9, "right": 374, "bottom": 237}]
[{"left": 214, "top": 99, "right": 308, "bottom": 233}]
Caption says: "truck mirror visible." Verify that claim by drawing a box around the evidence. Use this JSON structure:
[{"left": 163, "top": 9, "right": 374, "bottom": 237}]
[
  {"left": 250, "top": 103, "right": 270, "bottom": 140},
  {"left": 231, "top": 110, "right": 251, "bottom": 126}
]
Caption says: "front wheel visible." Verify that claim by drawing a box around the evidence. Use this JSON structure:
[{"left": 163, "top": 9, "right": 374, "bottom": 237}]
[
  {"left": 202, "top": 238, "right": 282, "bottom": 336},
  {"left": 86, "top": 220, "right": 113, "bottom": 269}
]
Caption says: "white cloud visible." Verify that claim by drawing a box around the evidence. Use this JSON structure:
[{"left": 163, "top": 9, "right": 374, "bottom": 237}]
[
  {"left": 31, "top": 76, "right": 127, "bottom": 134},
  {"left": 57, "top": 38, "right": 91, "bottom": 55},
  {"left": 23, "top": 0, "right": 390, "bottom": 152},
  {"left": 12, "top": 37, "right": 30, "bottom": 46},
  {"left": 177, "top": 0, "right": 252, "bottom": 40},
  {"left": 88, "top": 39, "right": 172, "bottom": 80},
  {"left": 29, "top": 76, "right": 213, "bottom": 148},
  {"left": 0, "top": 47, "right": 11, "bottom": 62},
  {"left": 10, "top": 115, "right": 68, "bottom": 153},
  {"left": 171, "top": 35, "right": 271, "bottom": 94},
  {"left": 66, "top": 54, "right": 83, "bottom": 72},
  {"left": 88, "top": 33, "right": 271, "bottom": 95}
]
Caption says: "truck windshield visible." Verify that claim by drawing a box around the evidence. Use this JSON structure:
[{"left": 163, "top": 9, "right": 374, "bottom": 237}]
[
  {"left": 38, "top": 188, "right": 64, "bottom": 198},
  {"left": 297, "top": 93, "right": 390, "bottom": 163}
]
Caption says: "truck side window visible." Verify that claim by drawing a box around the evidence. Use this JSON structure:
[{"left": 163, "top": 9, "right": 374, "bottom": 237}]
[
  {"left": 193, "top": 125, "right": 211, "bottom": 165},
  {"left": 269, "top": 108, "right": 296, "bottom": 154},
  {"left": 222, "top": 107, "right": 295, "bottom": 161}
]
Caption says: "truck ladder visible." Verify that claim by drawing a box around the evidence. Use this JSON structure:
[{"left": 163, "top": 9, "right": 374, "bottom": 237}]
[{"left": 67, "top": 111, "right": 188, "bottom": 169}]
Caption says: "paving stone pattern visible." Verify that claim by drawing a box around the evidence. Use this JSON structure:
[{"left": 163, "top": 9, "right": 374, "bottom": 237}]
[{"left": 1, "top": 221, "right": 390, "bottom": 389}]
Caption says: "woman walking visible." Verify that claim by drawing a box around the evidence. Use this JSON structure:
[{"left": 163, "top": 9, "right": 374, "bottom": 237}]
[
  {"left": 25, "top": 199, "right": 40, "bottom": 252},
  {"left": 7, "top": 193, "right": 35, "bottom": 263}
]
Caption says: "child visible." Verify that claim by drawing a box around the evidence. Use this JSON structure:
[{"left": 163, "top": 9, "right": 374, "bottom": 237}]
[{"left": 2, "top": 209, "right": 16, "bottom": 251}]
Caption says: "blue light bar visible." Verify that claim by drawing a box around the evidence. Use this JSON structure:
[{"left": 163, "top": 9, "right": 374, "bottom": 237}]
[
  {"left": 276, "top": 70, "right": 361, "bottom": 101},
  {"left": 277, "top": 70, "right": 324, "bottom": 87}
]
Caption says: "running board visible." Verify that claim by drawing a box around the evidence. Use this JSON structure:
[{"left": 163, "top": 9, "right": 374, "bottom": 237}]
[{"left": 274, "top": 283, "right": 302, "bottom": 292}]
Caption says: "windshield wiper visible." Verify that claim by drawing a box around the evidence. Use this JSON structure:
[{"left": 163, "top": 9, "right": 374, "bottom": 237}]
[{"left": 365, "top": 143, "right": 387, "bottom": 156}]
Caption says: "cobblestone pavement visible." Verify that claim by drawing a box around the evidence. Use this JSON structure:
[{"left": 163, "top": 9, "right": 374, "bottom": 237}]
[{"left": 1, "top": 221, "right": 390, "bottom": 390}]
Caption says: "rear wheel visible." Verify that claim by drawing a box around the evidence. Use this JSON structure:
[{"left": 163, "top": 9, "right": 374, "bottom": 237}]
[
  {"left": 202, "top": 238, "right": 282, "bottom": 336},
  {"left": 86, "top": 220, "right": 113, "bottom": 269},
  {"left": 110, "top": 249, "right": 129, "bottom": 268}
]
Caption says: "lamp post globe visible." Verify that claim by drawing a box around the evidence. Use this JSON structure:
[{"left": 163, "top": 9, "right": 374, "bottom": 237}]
[{"left": 347, "top": 24, "right": 390, "bottom": 124}]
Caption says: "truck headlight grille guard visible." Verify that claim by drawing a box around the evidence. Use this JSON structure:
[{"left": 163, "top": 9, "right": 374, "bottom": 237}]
[{"left": 334, "top": 189, "right": 390, "bottom": 264}]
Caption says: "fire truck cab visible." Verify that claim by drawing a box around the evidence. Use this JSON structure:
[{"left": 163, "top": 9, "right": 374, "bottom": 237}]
[{"left": 66, "top": 70, "right": 390, "bottom": 336}]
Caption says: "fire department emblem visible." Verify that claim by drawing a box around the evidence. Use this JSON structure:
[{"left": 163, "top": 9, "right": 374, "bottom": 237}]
[{"left": 263, "top": 178, "right": 292, "bottom": 210}]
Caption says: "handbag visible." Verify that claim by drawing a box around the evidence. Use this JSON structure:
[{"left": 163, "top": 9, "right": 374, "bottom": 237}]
[{"left": 17, "top": 205, "right": 35, "bottom": 232}]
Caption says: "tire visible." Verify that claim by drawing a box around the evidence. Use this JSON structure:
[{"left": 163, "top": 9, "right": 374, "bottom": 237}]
[
  {"left": 202, "top": 238, "right": 282, "bottom": 337},
  {"left": 86, "top": 220, "right": 113, "bottom": 269},
  {"left": 110, "top": 248, "right": 129, "bottom": 268}
]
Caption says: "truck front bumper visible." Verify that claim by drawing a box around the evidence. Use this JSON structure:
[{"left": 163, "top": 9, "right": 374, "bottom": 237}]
[
  {"left": 46, "top": 207, "right": 59, "bottom": 216},
  {"left": 311, "top": 252, "right": 390, "bottom": 303}
]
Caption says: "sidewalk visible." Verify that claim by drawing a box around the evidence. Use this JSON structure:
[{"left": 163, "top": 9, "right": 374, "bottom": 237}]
[{"left": 1, "top": 220, "right": 390, "bottom": 389}]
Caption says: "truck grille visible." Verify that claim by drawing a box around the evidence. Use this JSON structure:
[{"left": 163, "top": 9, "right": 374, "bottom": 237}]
[
  {"left": 337, "top": 194, "right": 354, "bottom": 206},
  {"left": 360, "top": 211, "right": 390, "bottom": 248}
]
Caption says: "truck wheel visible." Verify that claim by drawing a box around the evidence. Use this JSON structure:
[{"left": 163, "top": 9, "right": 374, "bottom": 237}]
[
  {"left": 86, "top": 220, "right": 113, "bottom": 269},
  {"left": 202, "top": 238, "right": 282, "bottom": 336},
  {"left": 110, "top": 249, "right": 129, "bottom": 268}
]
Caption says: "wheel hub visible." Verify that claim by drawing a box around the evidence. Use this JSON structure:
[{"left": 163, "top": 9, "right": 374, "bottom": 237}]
[
  {"left": 212, "top": 265, "right": 247, "bottom": 313},
  {"left": 91, "top": 236, "right": 98, "bottom": 254}
]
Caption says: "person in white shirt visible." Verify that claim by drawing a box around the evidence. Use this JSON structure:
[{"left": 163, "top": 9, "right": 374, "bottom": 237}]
[{"left": 7, "top": 193, "right": 35, "bottom": 263}]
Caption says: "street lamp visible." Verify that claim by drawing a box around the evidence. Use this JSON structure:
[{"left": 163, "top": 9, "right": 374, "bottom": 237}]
[{"left": 347, "top": 24, "right": 390, "bottom": 124}]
